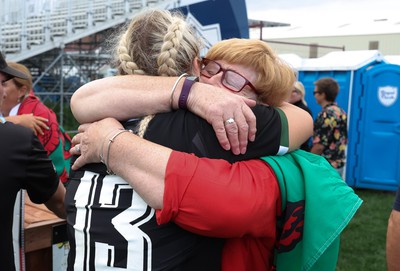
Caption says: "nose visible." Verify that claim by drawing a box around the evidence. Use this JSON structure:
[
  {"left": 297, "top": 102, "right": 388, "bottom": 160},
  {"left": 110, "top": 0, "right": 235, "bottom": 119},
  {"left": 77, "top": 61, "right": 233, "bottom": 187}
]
[{"left": 208, "top": 72, "right": 225, "bottom": 89}]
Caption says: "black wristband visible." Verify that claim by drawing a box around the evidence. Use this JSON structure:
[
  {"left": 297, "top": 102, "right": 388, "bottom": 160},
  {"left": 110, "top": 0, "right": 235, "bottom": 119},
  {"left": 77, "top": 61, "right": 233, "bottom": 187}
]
[{"left": 178, "top": 76, "right": 199, "bottom": 110}]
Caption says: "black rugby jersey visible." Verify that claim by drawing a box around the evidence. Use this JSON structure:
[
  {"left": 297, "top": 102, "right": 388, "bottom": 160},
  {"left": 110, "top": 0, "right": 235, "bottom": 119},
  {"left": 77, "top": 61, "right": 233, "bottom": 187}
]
[{"left": 66, "top": 106, "right": 283, "bottom": 270}]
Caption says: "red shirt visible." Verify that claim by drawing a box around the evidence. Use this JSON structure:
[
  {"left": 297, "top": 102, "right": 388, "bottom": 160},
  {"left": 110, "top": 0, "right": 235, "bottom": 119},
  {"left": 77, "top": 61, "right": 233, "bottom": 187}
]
[
  {"left": 18, "top": 95, "right": 71, "bottom": 183},
  {"left": 157, "top": 151, "right": 282, "bottom": 271}
]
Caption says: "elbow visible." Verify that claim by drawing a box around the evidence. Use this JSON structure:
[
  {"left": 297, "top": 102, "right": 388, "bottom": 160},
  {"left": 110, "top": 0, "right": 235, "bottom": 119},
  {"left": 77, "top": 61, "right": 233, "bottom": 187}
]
[
  {"left": 55, "top": 204, "right": 67, "bottom": 219},
  {"left": 306, "top": 113, "right": 313, "bottom": 137},
  {"left": 45, "top": 200, "right": 66, "bottom": 219},
  {"left": 45, "top": 181, "right": 67, "bottom": 219},
  {"left": 70, "top": 91, "right": 86, "bottom": 124}
]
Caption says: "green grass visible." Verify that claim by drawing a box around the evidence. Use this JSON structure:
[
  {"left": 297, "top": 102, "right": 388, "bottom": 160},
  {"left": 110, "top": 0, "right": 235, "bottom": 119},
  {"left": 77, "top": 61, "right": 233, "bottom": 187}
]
[{"left": 336, "top": 189, "right": 396, "bottom": 271}]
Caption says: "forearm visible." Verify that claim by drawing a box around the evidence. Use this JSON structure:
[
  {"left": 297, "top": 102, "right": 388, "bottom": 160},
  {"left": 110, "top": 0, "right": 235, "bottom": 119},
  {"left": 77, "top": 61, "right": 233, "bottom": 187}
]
[
  {"left": 71, "top": 75, "right": 180, "bottom": 123},
  {"left": 45, "top": 181, "right": 66, "bottom": 219},
  {"left": 277, "top": 102, "right": 313, "bottom": 151},
  {"left": 72, "top": 75, "right": 258, "bottom": 154},
  {"left": 106, "top": 131, "right": 172, "bottom": 209},
  {"left": 387, "top": 210, "right": 400, "bottom": 271},
  {"left": 310, "top": 143, "right": 324, "bottom": 155},
  {"left": 157, "top": 152, "right": 281, "bottom": 238},
  {"left": 5, "top": 114, "right": 49, "bottom": 136}
]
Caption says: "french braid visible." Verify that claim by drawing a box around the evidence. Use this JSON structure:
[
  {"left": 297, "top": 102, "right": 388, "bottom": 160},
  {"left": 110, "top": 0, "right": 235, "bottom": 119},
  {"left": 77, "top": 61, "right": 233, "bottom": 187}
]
[
  {"left": 111, "top": 9, "right": 201, "bottom": 138},
  {"left": 157, "top": 17, "right": 185, "bottom": 77},
  {"left": 138, "top": 17, "right": 185, "bottom": 138},
  {"left": 117, "top": 32, "right": 146, "bottom": 75}
]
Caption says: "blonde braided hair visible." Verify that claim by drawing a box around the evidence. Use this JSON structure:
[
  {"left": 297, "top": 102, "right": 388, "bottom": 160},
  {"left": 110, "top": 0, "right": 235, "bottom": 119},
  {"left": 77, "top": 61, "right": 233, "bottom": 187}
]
[
  {"left": 112, "top": 9, "right": 202, "bottom": 137},
  {"left": 117, "top": 32, "right": 146, "bottom": 75},
  {"left": 137, "top": 16, "right": 187, "bottom": 138},
  {"left": 157, "top": 17, "right": 185, "bottom": 76}
]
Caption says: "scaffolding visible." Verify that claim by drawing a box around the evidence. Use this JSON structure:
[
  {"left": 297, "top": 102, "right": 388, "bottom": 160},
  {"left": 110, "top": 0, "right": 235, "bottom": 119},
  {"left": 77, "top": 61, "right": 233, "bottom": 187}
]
[{"left": 0, "top": 0, "right": 182, "bottom": 132}]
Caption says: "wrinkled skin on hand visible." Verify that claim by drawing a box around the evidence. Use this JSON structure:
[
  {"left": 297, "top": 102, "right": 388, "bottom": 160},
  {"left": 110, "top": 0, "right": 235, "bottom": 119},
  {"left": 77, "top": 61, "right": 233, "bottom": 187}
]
[
  {"left": 187, "top": 83, "right": 257, "bottom": 155},
  {"left": 70, "top": 117, "right": 124, "bottom": 170}
]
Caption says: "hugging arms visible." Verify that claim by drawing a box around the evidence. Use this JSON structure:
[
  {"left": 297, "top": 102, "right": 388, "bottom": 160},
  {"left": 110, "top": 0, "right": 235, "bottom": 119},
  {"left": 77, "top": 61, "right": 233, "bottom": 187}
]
[
  {"left": 71, "top": 74, "right": 312, "bottom": 156},
  {"left": 70, "top": 72, "right": 313, "bottom": 212}
]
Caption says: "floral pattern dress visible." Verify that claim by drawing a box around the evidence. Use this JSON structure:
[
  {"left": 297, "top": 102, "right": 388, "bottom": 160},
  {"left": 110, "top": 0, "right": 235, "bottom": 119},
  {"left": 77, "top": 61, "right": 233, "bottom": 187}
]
[{"left": 313, "top": 102, "right": 347, "bottom": 169}]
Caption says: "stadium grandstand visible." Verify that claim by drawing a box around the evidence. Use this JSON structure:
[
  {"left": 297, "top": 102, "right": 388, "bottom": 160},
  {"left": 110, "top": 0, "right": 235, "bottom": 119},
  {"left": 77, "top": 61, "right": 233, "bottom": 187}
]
[
  {"left": 0, "top": 0, "right": 204, "bottom": 130},
  {"left": 0, "top": 0, "right": 282, "bottom": 131}
]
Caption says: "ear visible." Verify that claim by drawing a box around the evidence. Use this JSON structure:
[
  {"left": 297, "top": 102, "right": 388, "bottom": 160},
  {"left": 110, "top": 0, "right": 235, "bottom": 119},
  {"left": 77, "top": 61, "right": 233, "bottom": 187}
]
[
  {"left": 18, "top": 85, "right": 29, "bottom": 99},
  {"left": 191, "top": 57, "right": 201, "bottom": 77}
]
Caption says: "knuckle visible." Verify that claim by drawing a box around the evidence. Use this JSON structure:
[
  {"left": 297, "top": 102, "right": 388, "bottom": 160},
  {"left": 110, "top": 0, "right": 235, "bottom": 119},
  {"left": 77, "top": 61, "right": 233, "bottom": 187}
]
[
  {"left": 226, "top": 125, "right": 238, "bottom": 134},
  {"left": 228, "top": 139, "right": 239, "bottom": 150},
  {"left": 214, "top": 125, "right": 226, "bottom": 134},
  {"left": 238, "top": 122, "right": 249, "bottom": 132}
]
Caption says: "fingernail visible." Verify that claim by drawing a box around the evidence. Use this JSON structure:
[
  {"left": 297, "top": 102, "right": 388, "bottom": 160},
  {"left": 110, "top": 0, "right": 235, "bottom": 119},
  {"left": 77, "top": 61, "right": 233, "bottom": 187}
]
[
  {"left": 250, "top": 135, "right": 255, "bottom": 141},
  {"left": 241, "top": 147, "right": 247, "bottom": 154},
  {"left": 46, "top": 126, "right": 50, "bottom": 130}
]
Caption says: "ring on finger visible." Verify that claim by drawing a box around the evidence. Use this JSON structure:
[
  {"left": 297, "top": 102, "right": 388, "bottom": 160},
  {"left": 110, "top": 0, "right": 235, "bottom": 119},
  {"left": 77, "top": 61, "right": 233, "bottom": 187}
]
[
  {"left": 225, "top": 118, "right": 235, "bottom": 126},
  {"left": 75, "top": 145, "right": 81, "bottom": 153}
]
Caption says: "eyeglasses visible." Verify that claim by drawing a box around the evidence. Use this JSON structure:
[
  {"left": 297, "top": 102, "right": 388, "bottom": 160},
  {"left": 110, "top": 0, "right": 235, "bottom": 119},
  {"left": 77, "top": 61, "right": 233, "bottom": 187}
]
[{"left": 200, "top": 58, "right": 258, "bottom": 93}]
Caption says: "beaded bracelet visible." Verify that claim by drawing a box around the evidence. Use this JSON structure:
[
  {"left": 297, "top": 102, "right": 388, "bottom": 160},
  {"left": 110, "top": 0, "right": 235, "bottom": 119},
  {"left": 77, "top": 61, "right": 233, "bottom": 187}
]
[{"left": 170, "top": 73, "right": 188, "bottom": 110}]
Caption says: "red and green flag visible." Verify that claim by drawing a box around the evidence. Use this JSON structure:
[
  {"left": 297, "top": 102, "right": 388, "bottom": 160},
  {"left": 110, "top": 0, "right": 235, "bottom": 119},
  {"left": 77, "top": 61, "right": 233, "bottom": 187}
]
[{"left": 262, "top": 150, "right": 362, "bottom": 271}]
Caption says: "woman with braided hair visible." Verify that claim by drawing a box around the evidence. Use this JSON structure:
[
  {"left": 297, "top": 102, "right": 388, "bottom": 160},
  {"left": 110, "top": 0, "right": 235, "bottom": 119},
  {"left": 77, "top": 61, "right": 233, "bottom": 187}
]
[
  {"left": 66, "top": 9, "right": 217, "bottom": 271},
  {"left": 66, "top": 8, "right": 315, "bottom": 271}
]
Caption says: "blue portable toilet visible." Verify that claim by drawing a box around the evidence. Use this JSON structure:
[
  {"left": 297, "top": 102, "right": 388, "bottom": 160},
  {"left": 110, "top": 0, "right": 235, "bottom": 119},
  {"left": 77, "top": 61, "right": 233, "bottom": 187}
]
[
  {"left": 280, "top": 50, "right": 400, "bottom": 191},
  {"left": 385, "top": 55, "right": 400, "bottom": 65}
]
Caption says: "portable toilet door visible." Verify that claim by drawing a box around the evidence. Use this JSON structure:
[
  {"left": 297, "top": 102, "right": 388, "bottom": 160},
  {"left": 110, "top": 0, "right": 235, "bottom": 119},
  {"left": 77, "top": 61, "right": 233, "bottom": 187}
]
[{"left": 350, "top": 63, "right": 400, "bottom": 191}]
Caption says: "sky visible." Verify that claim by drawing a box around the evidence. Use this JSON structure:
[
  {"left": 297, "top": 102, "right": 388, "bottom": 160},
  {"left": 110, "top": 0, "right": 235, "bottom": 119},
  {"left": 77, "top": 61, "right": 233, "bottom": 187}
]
[{"left": 245, "top": 0, "right": 400, "bottom": 27}]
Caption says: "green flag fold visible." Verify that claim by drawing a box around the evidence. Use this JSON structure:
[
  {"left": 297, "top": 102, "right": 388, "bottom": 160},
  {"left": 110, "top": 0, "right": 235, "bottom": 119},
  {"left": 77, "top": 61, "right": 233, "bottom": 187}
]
[{"left": 262, "top": 150, "right": 362, "bottom": 271}]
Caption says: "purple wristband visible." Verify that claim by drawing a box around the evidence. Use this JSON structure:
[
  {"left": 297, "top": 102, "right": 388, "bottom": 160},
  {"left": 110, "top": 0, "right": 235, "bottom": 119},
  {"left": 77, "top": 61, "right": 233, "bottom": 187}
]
[{"left": 178, "top": 76, "right": 199, "bottom": 110}]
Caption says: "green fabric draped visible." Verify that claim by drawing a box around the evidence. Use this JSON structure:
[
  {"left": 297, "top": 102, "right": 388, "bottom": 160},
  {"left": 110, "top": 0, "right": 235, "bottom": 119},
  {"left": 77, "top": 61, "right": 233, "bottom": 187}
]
[{"left": 261, "top": 150, "right": 362, "bottom": 271}]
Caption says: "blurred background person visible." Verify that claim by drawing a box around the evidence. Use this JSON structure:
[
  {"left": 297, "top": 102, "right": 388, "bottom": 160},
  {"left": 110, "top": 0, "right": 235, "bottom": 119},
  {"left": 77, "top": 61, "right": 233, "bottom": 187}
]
[
  {"left": 386, "top": 185, "right": 400, "bottom": 271},
  {"left": 288, "top": 81, "right": 313, "bottom": 151},
  {"left": 1, "top": 62, "right": 72, "bottom": 185},
  {"left": 310, "top": 77, "right": 347, "bottom": 177},
  {"left": 0, "top": 52, "right": 66, "bottom": 271}
]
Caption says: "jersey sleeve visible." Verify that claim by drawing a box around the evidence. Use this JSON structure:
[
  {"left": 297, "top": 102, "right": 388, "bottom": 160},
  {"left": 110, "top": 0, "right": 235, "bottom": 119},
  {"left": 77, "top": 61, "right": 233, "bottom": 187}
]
[
  {"left": 156, "top": 151, "right": 281, "bottom": 238},
  {"left": 145, "top": 104, "right": 284, "bottom": 163},
  {"left": 274, "top": 107, "right": 289, "bottom": 155}
]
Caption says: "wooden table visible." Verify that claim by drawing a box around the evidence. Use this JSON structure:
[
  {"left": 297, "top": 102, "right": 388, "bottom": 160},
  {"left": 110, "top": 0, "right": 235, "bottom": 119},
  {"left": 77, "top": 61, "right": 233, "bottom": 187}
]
[{"left": 24, "top": 194, "right": 67, "bottom": 271}]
